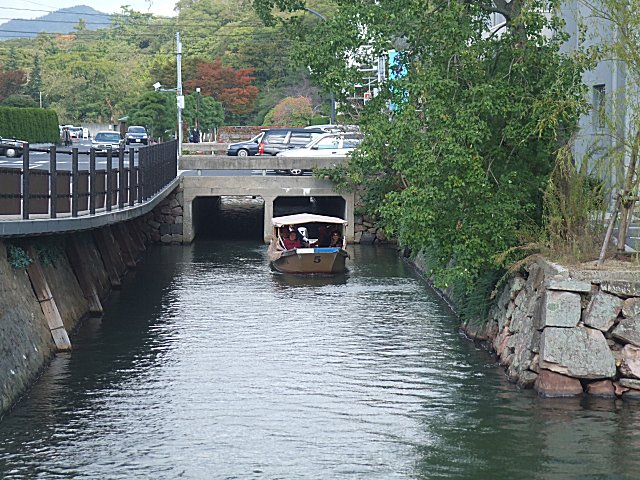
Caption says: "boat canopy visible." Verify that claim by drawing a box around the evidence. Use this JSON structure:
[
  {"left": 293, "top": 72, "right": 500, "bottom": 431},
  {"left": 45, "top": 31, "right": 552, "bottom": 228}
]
[{"left": 271, "top": 213, "right": 348, "bottom": 227}]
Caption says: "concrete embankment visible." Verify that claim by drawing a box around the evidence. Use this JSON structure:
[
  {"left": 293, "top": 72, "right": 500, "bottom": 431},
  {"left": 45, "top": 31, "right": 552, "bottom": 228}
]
[
  {"left": 0, "top": 187, "right": 184, "bottom": 417},
  {"left": 414, "top": 255, "right": 640, "bottom": 398}
]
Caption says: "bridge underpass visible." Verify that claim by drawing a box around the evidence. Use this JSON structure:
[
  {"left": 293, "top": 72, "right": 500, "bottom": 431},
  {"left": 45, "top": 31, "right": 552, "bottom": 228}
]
[
  {"left": 182, "top": 173, "right": 355, "bottom": 243},
  {"left": 191, "top": 195, "right": 348, "bottom": 241}
]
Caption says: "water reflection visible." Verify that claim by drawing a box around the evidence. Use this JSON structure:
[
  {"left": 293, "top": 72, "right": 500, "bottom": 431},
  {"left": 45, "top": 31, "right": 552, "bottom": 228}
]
[{"left": 0, "top": 242, "right": 639, "bottom": 479}]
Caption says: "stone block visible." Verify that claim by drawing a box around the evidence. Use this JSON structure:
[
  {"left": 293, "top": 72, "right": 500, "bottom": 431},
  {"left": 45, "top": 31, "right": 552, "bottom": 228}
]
[
  {"left": 516, "top": 370, "right": 538, "bottom": 389},
  {"left": 541, "top": 290, "right": 581, "bottom": 328},
  {"left": 601, "top": 281, "right": 640, "bottom": 298},
  {"left": 360, "top": 232, "right": 376, "bottom": 244},
  {"left": 623, "top": 297, "right": 640, "bottom": 318},
  {"left": 160, "top": 234, "right": 172, "bottom": 243},
  {"left": 540, "top": 326, "right": 616, "bottom": 379},
  {"left": 612, "top": 317, "right": 640, "bottom": 347},
  {"left": 534, "top": 369, "right": 583, "bottom": 397},
  {"left": 170, "top": 224, "right": 183, "bottom": 235},
  {"left": 619, "top": 344, "right": 640, "bottom": 379},
  {"left": 619, "top": 378, "right": 640, "bottom": 390},
  {"left": 547, "top": 279, "right": 592, "bottom": 293},
  {"left": 159, "top": 224, "right": 171, "bottom": 235},
  {"left": 175, "top": 216, "right": 183, "bottom": 224},
  {"left": 354, "top": 231, "right": 363, "bottom": 243},
  {"left": 586, "top": 380, "right": 615, "bottom": 397},
  {"left": 583, "top": 291, "right": 623, "bottom": 332}
]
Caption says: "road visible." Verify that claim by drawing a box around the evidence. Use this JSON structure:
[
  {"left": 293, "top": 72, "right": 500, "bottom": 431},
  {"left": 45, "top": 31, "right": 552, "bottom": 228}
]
[{"left": 0, "top": 139, "right": 311, "bottom": 176}]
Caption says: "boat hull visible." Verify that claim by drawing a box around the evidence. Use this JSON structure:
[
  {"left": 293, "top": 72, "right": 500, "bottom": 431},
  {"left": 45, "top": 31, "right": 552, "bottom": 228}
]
[{"left": 270, "top": 248, "right": 348, "bottom": 274}]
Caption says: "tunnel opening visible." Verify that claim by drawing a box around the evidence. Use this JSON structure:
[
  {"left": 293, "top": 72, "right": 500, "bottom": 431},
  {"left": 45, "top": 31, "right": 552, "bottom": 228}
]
[
  {"left": 192, "top": 196, "right": 265, "bottom": 240},
  {"left": 273, "top": 196, "right": 346, "bottom": 219}
]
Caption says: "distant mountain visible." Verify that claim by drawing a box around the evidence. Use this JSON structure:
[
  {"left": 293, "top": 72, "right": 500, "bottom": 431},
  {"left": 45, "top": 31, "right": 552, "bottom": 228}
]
[{"left": 0, "top": 5, "right": 111, "bottom": 41}]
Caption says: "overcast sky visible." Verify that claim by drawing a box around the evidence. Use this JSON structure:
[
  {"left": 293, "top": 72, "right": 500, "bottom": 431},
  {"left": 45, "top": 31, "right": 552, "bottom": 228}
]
[{"left": 1, "top": 0, "right": 178, "bottom": 22}]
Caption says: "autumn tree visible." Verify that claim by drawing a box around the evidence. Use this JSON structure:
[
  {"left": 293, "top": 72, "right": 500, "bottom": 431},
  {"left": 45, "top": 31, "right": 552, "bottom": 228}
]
[
  {"left": 185, "top": 58, "right": 259, "bottom": 122},
  {"left": 263, "top": 96, "right": 312, "bottom": 126},
  {"left": 0, "top": 69, "right": 28, "bottom": 103}
]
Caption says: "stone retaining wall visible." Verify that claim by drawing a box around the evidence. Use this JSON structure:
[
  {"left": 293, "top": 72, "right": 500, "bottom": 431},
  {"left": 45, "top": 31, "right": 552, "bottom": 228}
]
[
  {"left": 0, "top": 220, "right": 149, "bottom": 416},
  {"left": 138, "top": 185, "right": 184, "bottom": 245},
  {"left": 461, "top": 259, "right": 640, "bottom": 398}
]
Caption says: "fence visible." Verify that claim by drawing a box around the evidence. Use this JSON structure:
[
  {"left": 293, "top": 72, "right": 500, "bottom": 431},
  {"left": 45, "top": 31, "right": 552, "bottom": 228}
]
[{"left": 0, "top": 140, "right": 177, "bottom": 220}]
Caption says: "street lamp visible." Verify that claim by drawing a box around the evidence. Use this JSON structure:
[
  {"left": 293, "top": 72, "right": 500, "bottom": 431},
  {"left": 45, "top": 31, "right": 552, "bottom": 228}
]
[{"left": 305, "top": 8, "right": 336, "bottom": 125}]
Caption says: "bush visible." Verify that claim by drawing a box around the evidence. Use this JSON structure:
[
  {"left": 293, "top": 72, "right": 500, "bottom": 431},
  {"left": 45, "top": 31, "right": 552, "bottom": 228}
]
[{"left": 0, "top": 106, "right": 60, "bottom": 143}]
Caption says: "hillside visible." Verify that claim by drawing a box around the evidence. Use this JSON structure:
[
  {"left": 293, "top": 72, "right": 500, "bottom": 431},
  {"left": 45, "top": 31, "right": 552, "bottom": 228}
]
[{"left": 0, "top": 5, "right": 111, "bottom": 41}]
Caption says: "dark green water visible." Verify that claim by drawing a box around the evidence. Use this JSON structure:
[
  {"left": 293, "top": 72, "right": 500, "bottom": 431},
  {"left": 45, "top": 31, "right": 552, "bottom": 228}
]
[{"left": 1, "top": 241, "right": 640, "bottom": 479}]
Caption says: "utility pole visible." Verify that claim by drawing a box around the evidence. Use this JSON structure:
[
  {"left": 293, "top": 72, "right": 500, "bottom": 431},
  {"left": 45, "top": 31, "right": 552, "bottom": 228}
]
[{"left": 176, "top": 32, "right": 184, "bottom": 157}]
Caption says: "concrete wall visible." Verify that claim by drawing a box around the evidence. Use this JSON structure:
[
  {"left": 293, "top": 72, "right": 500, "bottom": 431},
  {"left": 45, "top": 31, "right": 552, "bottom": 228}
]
[{"left": 181, "top": 175, "right": 355, "bottom": 244}]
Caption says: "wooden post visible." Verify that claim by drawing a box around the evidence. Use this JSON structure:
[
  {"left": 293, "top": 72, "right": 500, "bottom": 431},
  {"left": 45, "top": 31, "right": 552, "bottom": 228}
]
[
  {"left": 106, "top": 149, "right": 113, "bottom": 212},
  {"left": 90, "top": 148, "right": 96, "bottom": 214},
  {"left": 118, "top": 148, "right": 125, "bottom": 209},
  {"left": 25, "top": 246, "right": 72, "bottom": 351},
  {"left": 129, "top": 148, "right": 136, "bottom": 207},
  {"left": 71, "top": 147, "right": 79, "bottom": 217},
  {"left": 22, "top": 144, "right": 29, "bottom": 219},
  {"left": 50, "top": 145, "right": 57, "bottom": 218}
]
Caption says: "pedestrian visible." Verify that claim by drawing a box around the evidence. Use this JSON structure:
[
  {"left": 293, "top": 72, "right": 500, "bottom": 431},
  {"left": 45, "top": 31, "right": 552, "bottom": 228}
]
[{"left": 62, "top": 127, "right": 71, "bottom": 146}]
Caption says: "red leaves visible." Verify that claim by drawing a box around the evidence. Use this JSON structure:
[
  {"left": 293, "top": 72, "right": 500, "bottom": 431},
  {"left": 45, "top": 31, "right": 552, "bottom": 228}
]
[{"left": 185, "top": 58, "right": 259, "bottom": 116}]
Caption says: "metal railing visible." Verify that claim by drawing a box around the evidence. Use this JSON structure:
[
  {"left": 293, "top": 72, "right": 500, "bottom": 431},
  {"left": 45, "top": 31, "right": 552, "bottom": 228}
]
[{"left": 0, "top": 140, "right": 177, "bottom": 220}]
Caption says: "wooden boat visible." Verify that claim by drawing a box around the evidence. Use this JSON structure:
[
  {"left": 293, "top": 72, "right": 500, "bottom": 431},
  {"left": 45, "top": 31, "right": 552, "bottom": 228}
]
[{"left": 268, "top": 213, "right": 349, "bottom": 274}]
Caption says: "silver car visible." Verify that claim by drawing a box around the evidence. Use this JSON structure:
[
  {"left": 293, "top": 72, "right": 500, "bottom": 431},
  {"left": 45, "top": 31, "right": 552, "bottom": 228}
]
[
  {"left": 92, "top": 131, "right": 124, "bottom": 156},
  {"left": 275, "top": 133, "right": 363, "bottom": 175}
]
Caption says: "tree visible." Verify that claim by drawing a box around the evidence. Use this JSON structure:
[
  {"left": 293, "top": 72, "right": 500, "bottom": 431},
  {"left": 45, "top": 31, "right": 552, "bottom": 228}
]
[
  {"left": 183, "top": 92, "right": 225, "bottom": 133},
  {"left": 0, "top": 69, "right": 28, "bottom": 103},
  {"left": 263, "top": 96, "right": 312, "bottom": 126},
  {"left": 24, "top": 55, "right": 42, "bottom": 104},
  {"left": 184, "top": 58, "right": 259, "bottom": 121},
  {"left": 254, "top": 0, "right": 591, "bottom": 294},
  {"left": 127, "top": 92, "right": 177, "bottom": 141}
]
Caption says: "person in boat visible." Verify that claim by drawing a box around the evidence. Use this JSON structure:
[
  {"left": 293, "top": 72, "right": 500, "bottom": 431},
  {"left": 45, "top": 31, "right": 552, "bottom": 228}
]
[
  {"left": 282, "top": 230, "right": 302, "bottom": 250},
  {"left": 315, "top": 225, "right": 331, "bottom": 247},
  {"left": 329, "top": 231, "right": 343, "bottom": 247}
]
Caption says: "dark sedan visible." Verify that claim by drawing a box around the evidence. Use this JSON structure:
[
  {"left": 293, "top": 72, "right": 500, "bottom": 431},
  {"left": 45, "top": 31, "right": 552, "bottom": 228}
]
[
  {"left": 226, "top": 132, "right": 264, "bottom": 157},
  {"left": 0, "top": 137, "right": 26, "bottom": 158}
]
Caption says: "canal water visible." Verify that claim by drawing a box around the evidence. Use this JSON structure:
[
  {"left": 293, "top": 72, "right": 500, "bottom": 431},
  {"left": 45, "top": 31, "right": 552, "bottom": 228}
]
[{"left": 2, "top": 240, "right": 640, "bottom": 478}]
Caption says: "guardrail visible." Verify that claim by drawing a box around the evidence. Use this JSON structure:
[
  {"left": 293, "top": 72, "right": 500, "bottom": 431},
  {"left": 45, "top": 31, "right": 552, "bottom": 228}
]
[
  {"left": 0, "top": 141, "right": 177, "bottom": 220},
  {"left": 180, "top": 142, "right": 228, "bottom": 155}
]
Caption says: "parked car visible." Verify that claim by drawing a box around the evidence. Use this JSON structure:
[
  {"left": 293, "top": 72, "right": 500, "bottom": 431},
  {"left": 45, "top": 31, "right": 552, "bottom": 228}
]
[
  {"left": 276, "top": 133, "right": 363, "bottom": 175},
  {"left": 0, "top": 137, "right": 26, "bottom": 158},
  {"left": 257, "top": 128, "right": 325, "bottom": 156},
  {"left": 92, "top": 131, "right": 124, "bottom": 156},
  {"left": 68, "top": 126, "right": 83, "bottom": 140},
  {"left": 125, "top": 125, "right": 149, "bottom": 145},
  {"left": 226, "top": 132, "right": 264, "bottom": 157}
]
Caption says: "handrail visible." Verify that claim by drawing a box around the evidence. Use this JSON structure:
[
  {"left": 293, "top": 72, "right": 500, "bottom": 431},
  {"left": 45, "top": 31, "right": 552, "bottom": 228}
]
[{"left": 0, "top": 140, "right": 178, "bottom": 221}]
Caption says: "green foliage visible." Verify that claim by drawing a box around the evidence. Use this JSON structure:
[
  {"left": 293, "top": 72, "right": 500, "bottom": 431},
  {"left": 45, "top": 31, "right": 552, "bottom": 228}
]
[
  {"left": 263, "top": 96, "right": 312, "bottom": 126},
  {"left": 6, "top": 244, "right": 32, "bottom": 269},
  {"left": 0, "top": 106, "right": 60, "bottom": 142},
  {"left": 34, "top": 237, "right": 66, "bottom": 267},
  {"left": 126, "top": 92, "right": 177, "bottom": 141},
  {"left": 257, "top": 0, "right": 592, "bottom": 293},
  {"left": 1, "top": 95, "right": 38, "bottom": 108},
  {"left": 183, "top": 92, "right": 225, "bottom": 131}
]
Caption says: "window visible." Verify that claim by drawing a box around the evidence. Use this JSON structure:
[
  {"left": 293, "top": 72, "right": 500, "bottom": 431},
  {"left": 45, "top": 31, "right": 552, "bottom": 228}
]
[
  {"left": 289, "top": 132, "right": 314, "bottom": 146},
  {"left": 315, "top": 137, "right": 340, "bottom": 149},
  {"left": 593, "top": 84, "right": 606, "bottom": 129},
  {"left": 264, "top": 133, "right": 287, "bottom": 144}
]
